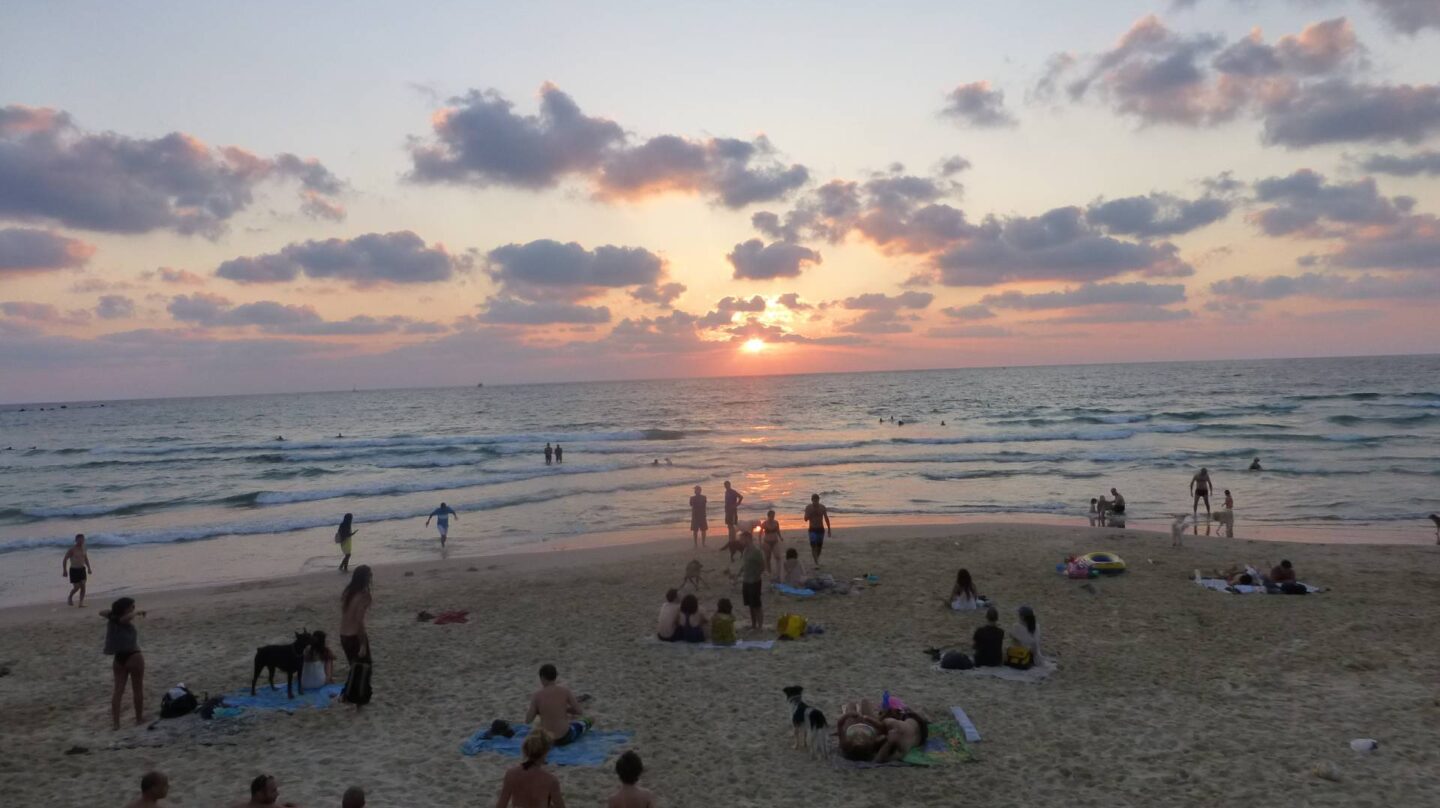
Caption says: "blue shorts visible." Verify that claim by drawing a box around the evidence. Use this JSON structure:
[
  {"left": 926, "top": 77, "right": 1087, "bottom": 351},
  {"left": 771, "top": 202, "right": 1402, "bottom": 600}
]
[
  {"left": 554, "top": 720, "right": 589, "bottom": 746},
  {"left": 808, "top": 529, "right": 825, "bottom": 546}
]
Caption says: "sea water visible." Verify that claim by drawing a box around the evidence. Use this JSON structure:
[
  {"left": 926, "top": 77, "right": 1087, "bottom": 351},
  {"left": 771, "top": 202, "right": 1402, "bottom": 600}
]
[{"left": 1, "top": 355, "right": 1436, "bottom": 604}]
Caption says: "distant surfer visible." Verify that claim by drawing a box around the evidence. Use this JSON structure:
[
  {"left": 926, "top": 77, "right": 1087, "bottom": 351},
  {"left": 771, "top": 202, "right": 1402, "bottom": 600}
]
[
  {"left": 1190, "top": 468, "right": 1214, "bottom": 516},
  {"left": 62, "top": 533, "right": 92, "bottom": 607},
  {"left": 1249, "top": 457, "right": 1262, "bottom": 471},
  {"left": 335, "top": 433, "right": 344, "bottom": 439},
  {"left": 275, "top": 436, "right": 285, "bottom": 442},
  {"left": 425, "top": 502, "right": 458, "bottom": 547}
]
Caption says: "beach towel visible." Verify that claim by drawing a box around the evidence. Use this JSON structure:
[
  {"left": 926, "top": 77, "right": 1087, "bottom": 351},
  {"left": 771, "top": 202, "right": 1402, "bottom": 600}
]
[
  {"left": 933, "top": 660, "right": 1057, "bottom": 683},
  {"left": 645, "top": 636, "right": 775, "bottom": 650},
  {"left": 460, "top": 723, "right": 632, "bottom": 766},
  {"left": 1193, "top": 578, "right": 1322, "bottom": 595},
  {"left": 950, "top": 706, "right": 981, "bottom": 743},
  {"left": 833, "top": 718, "right": 977, "bottom": 769},
  {"left": 432, "top": 610, "right": 469, "bottom": 624},
  {"left": 773, "top": 583, "right": 817, "bottom": 597},
  {"left": 220, "top": 683, "right": 343, "bottom": 713}
]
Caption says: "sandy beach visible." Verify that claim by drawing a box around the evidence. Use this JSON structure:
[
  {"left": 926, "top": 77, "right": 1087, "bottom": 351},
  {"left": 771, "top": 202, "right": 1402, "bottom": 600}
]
[{"left": 3, "top": 522, "right": 1438, "bottom": 807}]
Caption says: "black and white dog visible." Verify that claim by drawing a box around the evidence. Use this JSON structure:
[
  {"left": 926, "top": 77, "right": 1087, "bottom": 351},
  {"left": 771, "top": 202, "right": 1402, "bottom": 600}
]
[
  {"left": 782, "top": 686, "right": 829, "bottom": 760},
  {"left": 251, "top": 630, "right": 310, "bottom": 698}
]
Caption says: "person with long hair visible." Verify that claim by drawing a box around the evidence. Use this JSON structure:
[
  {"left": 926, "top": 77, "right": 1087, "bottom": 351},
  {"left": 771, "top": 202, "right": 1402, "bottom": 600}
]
[
  {"left": 949, "top": 568, "right": 980, "bottom": 610},
  {"left": 302, "top": 630, "right": 336, "bottom": 690},
  {"left": 336, "top": 513, "right": 358, "bottom": 572},
  {"left": 339, "top": 566, "right": 372, "bottom": 670},
  {"left": 676, "top": 593, "right": 707, "bottom": 643},
  {"left": 1009, "top": 605, "right": 1043, "bottom": 664},
  {"left": 101, "top": 597, "right": 145, "bottom": 730},
  {"left": 495, "top": 731, "right": 565, "bottom": 807}
]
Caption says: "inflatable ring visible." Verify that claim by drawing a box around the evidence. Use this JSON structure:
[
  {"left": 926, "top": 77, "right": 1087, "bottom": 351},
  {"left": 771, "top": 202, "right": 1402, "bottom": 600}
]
[{"left": 1081, "top": 551, "right": 1126, "bottom": 574}]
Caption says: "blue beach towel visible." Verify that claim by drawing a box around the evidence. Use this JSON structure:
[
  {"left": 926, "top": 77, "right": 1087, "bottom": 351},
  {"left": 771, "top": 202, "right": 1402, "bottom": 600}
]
[
  {"left": 460, "top": 723, "right": 633, "bottom": 767},
  {"left": 221, "top": 683, "right": 343, "bottom": 713},
  {"left": 773, "top": 583, "right": 817, "bottom": 597}
]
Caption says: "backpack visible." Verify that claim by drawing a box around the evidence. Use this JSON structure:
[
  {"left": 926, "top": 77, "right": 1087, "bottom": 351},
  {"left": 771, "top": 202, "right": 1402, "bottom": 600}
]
[
  {"left": 940, "top": 651, "right": 974, "bottom": 670},
  {"left": 342, "top": 660, "right": 372, "bottom": 705},
  {"left": 1280, "top": 581, "right": 1308, "bottom": 595},
  {"left": 1004, "top": 646, "right": 1034, "bottom": 670},
  {"left": 776, "top": 613, "right": 807, "bottom": 640},
  {"left": 160, "top": 685, "right": 198, "bottom": 719}
]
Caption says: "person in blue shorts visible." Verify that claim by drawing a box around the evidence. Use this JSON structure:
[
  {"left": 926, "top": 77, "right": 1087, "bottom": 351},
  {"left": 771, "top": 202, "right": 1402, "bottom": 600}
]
[{"left": 803, "top": 493, "right": 832, "bottom": 566}]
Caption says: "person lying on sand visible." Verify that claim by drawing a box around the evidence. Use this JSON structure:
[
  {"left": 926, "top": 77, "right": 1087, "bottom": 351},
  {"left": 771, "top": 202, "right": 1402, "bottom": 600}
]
[
  {"left": 124, "top": 771, "right": 168, "bottom": 808},
  {"left": 526, "top": 664, "right": 587, "bottom": 746},
  {"left": 496, "top": 732, "right": 566, "bottom": 808},
  {"left": 838, "top": 699, "right": 928, "bottom": 763},
  {"left": 836, "top": 709, "right": 887, "bottom": 762},
  {"left": 607, "top": 751, "right": 655, "bottom": 808}
]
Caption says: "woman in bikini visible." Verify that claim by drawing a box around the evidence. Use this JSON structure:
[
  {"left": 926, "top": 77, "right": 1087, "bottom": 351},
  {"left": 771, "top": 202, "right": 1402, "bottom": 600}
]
[
  {"left": 760, "top": 510, "right": 784, "bottom": 574},
  {"left": 1190, "top": 467, "right": 1214, "bottom": 516},
  {"left": 102, "top": 597, "right": 145, "bottom": 730}
]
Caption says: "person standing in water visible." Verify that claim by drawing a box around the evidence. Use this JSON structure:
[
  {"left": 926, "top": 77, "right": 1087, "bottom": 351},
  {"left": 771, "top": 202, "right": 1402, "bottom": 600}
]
[
  {"left": 554, "top": 444, "right": 563, "bottom": 463},
  {"left": 1109, "top": 488, "right": 1126, "bottom": 515},
  {"left": 1190, "top": 468, "right": 1214, "bottom": 517},
  {"left": 804, "top": 493, "right": 832, "bottom": 566},
  {"left": 63, "top": 533, "right": 93, "bottom": 607},
  {"left": 544, "top": 443, "right": 553, "bottom": 465},
  {"left": 689, "top": 485, "right": 708, "bottom": 548},
  {"left": 336, "top": 513, "right": 358, "bottom": 572},
  {"left": 425, "top": 502, "right": 458, "bottom": 546},
  {"left": 102, "top": 597, "right": 145, "bottom": 730},
  {"left": 722, "top": 480, "right": 744, "bottom": 543}
]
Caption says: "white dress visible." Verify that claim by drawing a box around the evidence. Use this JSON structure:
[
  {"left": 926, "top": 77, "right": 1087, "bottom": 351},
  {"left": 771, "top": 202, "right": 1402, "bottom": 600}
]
[{"left": 301, "top": 658, "right": 327, "bottom": 690}]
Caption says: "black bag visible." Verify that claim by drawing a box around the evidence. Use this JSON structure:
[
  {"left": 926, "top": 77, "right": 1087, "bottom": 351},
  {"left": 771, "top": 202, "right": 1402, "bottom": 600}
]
[
  {"left": 940, "top": 651, "right": 974, "bottom": 670},
  {"left": 1280, "top": 581, "right": 1308, "bottom": 595},
  {"left": 342, "top": 661, "right": 372, "bottom": 705},
  {"left": 160, "top": 685, "right": 198, "bottom": 718}
]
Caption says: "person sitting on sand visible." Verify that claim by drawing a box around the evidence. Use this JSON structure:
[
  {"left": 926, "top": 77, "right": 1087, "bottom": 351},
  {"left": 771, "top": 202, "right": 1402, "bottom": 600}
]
[
  {"left": 102, "top": 596, "right": 146, "bottom": 730},
  {"left": 1268, "top": 559, "right": 1296, "bottom": 584},
  {"left": 526, "top": 664, "right": 587, "bottom": 747},
  {"left": 301, "top": 630, "right": 335, "bottom": 690},
  {"left": 1110, "top": 488, "right": 1126, "bottom": 514},
  {"left": 709, "top": 598, "right": 737, "bottom": 646},
  {"left": 1009, "top": 605, "right": 1044, "bottom": 665},
  {"left": 496, "top": 731, "right": 566, "bottom": 808},
  {"left": 949, "top": 568, "right": 982, "bottom": 611},
  {"left": 781, "top": 548, "right": 807, "bottom": 587},
  {"left": 973, "top": 607, "right": 1005, "bottom": 667},
  {"left": 124, "top": 771, "right": 169, "bottom": 808},
  {"left": 760, "top": 510, "right": 783, "bottom": 574},
  {"left": 607, "top": 750, "right": 655, "bottom": 808},
  {"left": 342, "top": 787, "right": 365, "bottom": 808},
  {"left": 676, "top": 594, "right": 707, "bottom": 643},
  {"left": 656, "top": 589, "right": 682, "bottom": 642},
  {"left": 231, "top": 774, "right": 298, "bottom": 808}
]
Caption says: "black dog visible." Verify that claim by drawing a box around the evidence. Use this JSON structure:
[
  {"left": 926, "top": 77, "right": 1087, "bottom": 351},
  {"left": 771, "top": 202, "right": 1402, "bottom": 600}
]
[
  {"left": 782, "top": 685, "right": 829, "bottom": 760},
  {"left": 251, "top": 630, "right": 310, "bottom": 698}
]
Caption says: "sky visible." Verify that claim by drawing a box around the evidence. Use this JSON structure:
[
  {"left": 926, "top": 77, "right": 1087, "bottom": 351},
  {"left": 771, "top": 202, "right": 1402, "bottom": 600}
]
[{"left": 2, "top": 0, "right": 1439, "bottom": 403}]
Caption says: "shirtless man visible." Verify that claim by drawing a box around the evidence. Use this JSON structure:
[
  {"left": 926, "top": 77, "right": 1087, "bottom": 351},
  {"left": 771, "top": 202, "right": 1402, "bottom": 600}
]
[
  {"left": 62, "top": 533, "right": 92, "bottom": 607},
  {"left": 123, "top": 771, "right": 169, "bottom": 808},
  {"left": 689, "top": 486, "right": 708, "bottom": 548},
  {"left": 803, "top": 494, "right": 832, "bottom": 566},
  {"left": 526, "top": 664, "right": 587, "bottom": 746},
  {"left": 1109, "top": 488, "right": 1126, "bottom": 514},
  {"left": 230, "top": 774, "right": 299, "bottom": 808},
  {"left": 496, "top": 733, "right": 566, "bottom": 808},
  {"left": 876, "top": 710, "right": 927, "bottom": 763},
  {"left": 1190, "top": 468, "right": 1214, "bottom": 516},
  {"left": 722, "top": 480, "right": 743, "bottom": 542},
  {"left": 607, "top": 751, "right": 655, "bottom": 808}
]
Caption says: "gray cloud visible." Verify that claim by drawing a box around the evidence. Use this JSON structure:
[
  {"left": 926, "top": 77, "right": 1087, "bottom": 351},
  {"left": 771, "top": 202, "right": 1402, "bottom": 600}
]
[
  {"left": 941, "top": 304, "right": 996, "bottom": 320},
  {"left": 698, "top": 295, "right": 768, "bottom": 328},
  {"left": 167, "top": 293, "right": 440, "bottom": 334},
  {"left": 0, "top": 105, "right": 343, "bottom": 236},
  {"left": 941, "top": 82, "right": 1018, "bottom": 128},
  {"left": 982, "top": 281, "right": 1187, "bottom": 309},
  {"left": 476, "top": 296, "right": 612, "bottom": 325},
  {"left": 217, "top": 231, "right": 463, "bottom": 286},
  {"left": 629, "top": 281, "right": 687, "bottom": 307},
  {"left": 408, "top": 84, "right": 807, "bottom": 208},
  {"left": 485, "top": 239, "right": 664, "bottom": 300},
  {"left": 926, "top": 324, "right": 1012, "bottom": 338},
  {"left": 1327, "top": 215, "right": 1440, "bottom": 270},
  {"left": 1358, "top": 150, "right": 1440, "bottom": 176},
  {"left": 835, "top": 291, "right": 932, "bottom": 334},
  {"left": 1250, "top": 170, "right": 1409, "bottom": 236},
  {"left": 1086, "top": 192, "right": 1231, "bottom": 237},
  {"left": 1367, "top": 0, "right": 1440, "bottom": 33},
  {"left": 1047, "top": 305, "right": 1193, "bottom": 324},
  {"left": 777, "top": 293, "right": 811, "bottom": 310},
  {"left": 935, "top": 207, "right": 1193, "bottom": 286},
  {"left": 1210, "top": 271, "right": 1440, "bottom": 299},
  {"left": 95, "top": 295, "right": 135, "bottom": 320},
  {"left": 150, "top": 267, "right": 207, "bottom": 285},
  {"left": 0, "top": 227, "right": 94, "bottom": 275},
  {"left": 0, "top": 300, "right": 87, "bottom": 324},
  {"left": 726, "top": 239, "right": 821, "bottom": 279},
  {"left": 1263, "top": 80, "right": 1440, "bottom": 147},
  {"left": 838, "top": 310, "right": 916, "bottom": 334},
  {"left": 841, "top": 291, "right": 934, "bottom": 311},
  {"left": 754, "top": 170, "right": 968, "bottom": 256}
]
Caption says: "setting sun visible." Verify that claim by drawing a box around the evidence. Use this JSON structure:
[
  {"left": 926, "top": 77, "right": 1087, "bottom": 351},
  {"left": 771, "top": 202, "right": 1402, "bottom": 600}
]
[{"left": 742, "top": 338, "right": 766, "bottom": 354}]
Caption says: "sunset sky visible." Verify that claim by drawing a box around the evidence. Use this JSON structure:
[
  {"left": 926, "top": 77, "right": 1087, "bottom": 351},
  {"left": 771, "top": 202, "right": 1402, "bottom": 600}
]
[{"left": 3, "top": 0, "right": 1439, "bottom": 402}]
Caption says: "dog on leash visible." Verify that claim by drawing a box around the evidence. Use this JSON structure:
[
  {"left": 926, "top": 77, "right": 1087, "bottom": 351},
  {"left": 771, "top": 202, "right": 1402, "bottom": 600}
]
[
  {"left": 251, "top": 630, "right": 311, "bottom": 698},
  {"left": 782, "top": 686, "right": 829, "bottom": 760}
]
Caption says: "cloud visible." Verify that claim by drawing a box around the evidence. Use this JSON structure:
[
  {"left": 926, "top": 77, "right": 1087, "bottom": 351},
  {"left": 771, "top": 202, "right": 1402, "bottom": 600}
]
[
  {"left": 1046, "top": 305, "right": 1193, "bottom": 323},
  {"left": 777, "top": 293, "right": 811, "bottom": 310},
  {"left": 934, "top": 207, "right": 1193, "bottom": 286},
  {"left": 0, "top": 227, "right": 94, "bottom": 275},
  {"left": 926, "top": 324, "right": 1012, "bottom": 338},
  {"left": 841, "top": 291, "right": 934, "bottom": 311},
  {"left": 408, "top": 84, "right": 807, "bottom": 208},
  {"left": 726, "top": 239, "right": 821, "bottom": 279},
  {"left": 941, "top": 304, "right": 996, "bottom": 320},
  {"left": 0, "top": 105, "right": 344, "bottom": 236},
  {"left": 834, "top": 291, "right": 932, "bottom": 334},
  {"left": 150, "top": 267, "right": 207, "bottom": 285},
  {"left": 1263, "top": 80, "right": 1440, "bottom": 147},
  {"left": 940, "top": 82, "right": 1018, "bottom": 127},
  {"left": 838, "top": 310, "right": 917, "bottom": 334},
  {"left": 1086, "top": 192, "right": 1231, "bottom": 237},
  {"left": 1210, "top": 271, "right": 1440, "bottom": 299},
  {"left": 629, "top": 281, "right": 687, "bottom": 307},
  {"left": 755, "top": 169, "right": 968, "bottom": 256},
  {"left": 167, "top": 293, "right": 440, "bottom": 334},
  {"left": 485, "top": 239, "right": 665, "bottom": 300},
  {"left": 1249, "top": 169, "right": 1409, "bottom": 236},
  {"left": 476, "top": 296, "right": 612, "bottom": 325},
  {"left": 0, "top": 300, "right": 88, "bottom": 325},
  {"left": 217, "top": 231, "right": 463, "bottom": 286},
  {"left": 1366, "top": 0, "right": 1440, "bottom": 34},
  {"left": 1326, "top": 214, "right": 1440, "bottom": 270},
  {"left": 94, "top": 294, "right": 135, "bottom": 320},
  {"left": 982, "top": 281, "right": 1187, "bottom": 309},
  {"left": 698, "top": 295, "right": 767, "bottom": 328},
  {"left": 1357, "top": 150, "right": 1440, "bottom": 176}
]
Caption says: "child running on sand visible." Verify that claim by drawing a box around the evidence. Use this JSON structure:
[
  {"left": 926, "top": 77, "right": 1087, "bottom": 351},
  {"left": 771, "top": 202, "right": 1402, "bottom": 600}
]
[
  {"left": 526, "top": 664, "right": 588, "bottom": 746},
  {"left": 607, "top": 751, "right": 656, "bottom": 808}
]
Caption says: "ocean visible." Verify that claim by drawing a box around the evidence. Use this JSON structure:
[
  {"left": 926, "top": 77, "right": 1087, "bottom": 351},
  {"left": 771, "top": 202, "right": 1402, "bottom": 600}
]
[{"left": 2, "top": 355, "right": 1437, "bottom": 605}]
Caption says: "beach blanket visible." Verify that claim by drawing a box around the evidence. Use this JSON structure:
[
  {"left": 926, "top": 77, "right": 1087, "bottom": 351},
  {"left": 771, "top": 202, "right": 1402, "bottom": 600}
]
[
  {"left": 950, "top": 706, "right": 981, "bottom": 743},
  {"left": 460, "top": 723, "right": 632, "bottom": 766},
  {"left": 933, "top": 660, "right": 1057, "bottom": 683},
  {"left": 1194, "top": 578, "right": 1322, "bottom": 595},
  {"left": 646, "top": 636, "right": 775, "bottom": 650},
  {"left": 433, "top": 610, "right": 469, "bottom": 624},
  {"left": 833, "top": 718, "right": 977, "bottom": 769},
  {"left": 773, "top": 583, "right": 817, "bottom": 597},
  {"left": 220, "top": 683, "right": 343, "bottom": 713}
]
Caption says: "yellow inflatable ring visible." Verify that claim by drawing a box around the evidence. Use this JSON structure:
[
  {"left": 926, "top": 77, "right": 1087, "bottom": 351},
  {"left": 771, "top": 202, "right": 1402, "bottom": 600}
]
[{"left": 1082, "top": 551, "right": 1126, "bottom": 574}]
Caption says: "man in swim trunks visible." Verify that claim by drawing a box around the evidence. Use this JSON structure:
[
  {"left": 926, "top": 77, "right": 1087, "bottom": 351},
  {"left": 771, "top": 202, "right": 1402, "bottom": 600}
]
[
  {"left": 1190, "top": 468, "right": 1213, "bottom": 516},
  {"left": 527, "top": 663, "right": 588, "bottom": 745},
  {"left": 689, "top": 486, "right": 708, "bottom": 548},
  {"left": 62, "top": 533, "right": 92, "bottom": 607},
  {"left": 1109, "top": 488, "right": 1125, "bottom": 514},
  {"left": 722, "top": 480, "right": 744, "bottom": 542},
  {"left": 739, "top": 531, "right": 765, "bottom": 630},
  {"left": 425, "top": 502, "right": 458, "bottom": 546},
  {"left": 803, "top": 494, "right": 831, "bottom": 566}
]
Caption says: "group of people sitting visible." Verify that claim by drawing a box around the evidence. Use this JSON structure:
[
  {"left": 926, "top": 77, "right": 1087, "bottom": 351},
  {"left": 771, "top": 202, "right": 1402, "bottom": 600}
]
[
  {"left": 1088, "top": 487, "right": 1127, "bottom": 525},
  {"left": 655, "top": 589, "right": 740, "bottom": 645},
  {"left": 935, "top": 568, "right": 1045, "bottom": 670},
  {"left": 123, "top": 772, "right": 365, "bottom": 808},
  {"left": 1212, "top": 559, "right": 1302, "bottom": 591}
]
